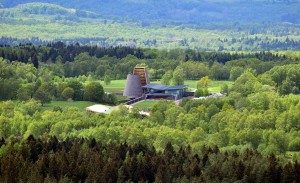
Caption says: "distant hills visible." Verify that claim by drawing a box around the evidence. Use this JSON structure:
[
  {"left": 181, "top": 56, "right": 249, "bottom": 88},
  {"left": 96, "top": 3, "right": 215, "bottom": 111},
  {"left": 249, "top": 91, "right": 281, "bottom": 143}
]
[
  {"left": 0, "top": 2, "right": 299, "bottom": 50},
  {"left": 0, "top": 0, "right": 300, "bottom": 26},
  {"left": 0, "top": 3, "right": 101, "bottom": 21}
]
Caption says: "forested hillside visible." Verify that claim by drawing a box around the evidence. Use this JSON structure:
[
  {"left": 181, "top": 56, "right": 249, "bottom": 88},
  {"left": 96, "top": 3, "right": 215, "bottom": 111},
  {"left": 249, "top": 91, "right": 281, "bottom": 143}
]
[
  {"left": 1, "top": 0, "right": 300, "bottom": 25},
  {"left": 0, "top": 2, "right": 299, "bottom": 50}
]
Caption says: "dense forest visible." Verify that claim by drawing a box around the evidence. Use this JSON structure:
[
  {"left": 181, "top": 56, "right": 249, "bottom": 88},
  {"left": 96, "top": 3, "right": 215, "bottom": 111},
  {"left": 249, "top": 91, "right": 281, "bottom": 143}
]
[
  {"left": 0, "top": 136, "right": 299, "bottom": 182},
  {"left": 0, "top": 42, "right": 294, "bottom": 65}
]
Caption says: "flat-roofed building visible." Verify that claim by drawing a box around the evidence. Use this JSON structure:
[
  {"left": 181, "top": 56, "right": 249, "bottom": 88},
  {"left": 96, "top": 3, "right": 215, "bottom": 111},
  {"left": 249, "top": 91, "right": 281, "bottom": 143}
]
[{"left": 143, "top": 84, "right": 188, "bottom": 100}]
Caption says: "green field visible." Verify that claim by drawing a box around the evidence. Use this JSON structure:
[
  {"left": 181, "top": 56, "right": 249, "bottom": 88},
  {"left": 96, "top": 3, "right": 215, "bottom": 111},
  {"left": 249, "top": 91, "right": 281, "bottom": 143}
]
[
  {"left": 132, "top": 100, "right": 160, "bottom": 110},
  {"left": 43, "top": 101, "right": 96, "bottom": 110},
  {"left": 103, "top": 80, "right": 233, "bottom": 93},
  {"left": 184, "top": 80, "right": 234, "bottom": 93},
  {"left": 100, "top": 80, "right": 126, "bottom": 93}
]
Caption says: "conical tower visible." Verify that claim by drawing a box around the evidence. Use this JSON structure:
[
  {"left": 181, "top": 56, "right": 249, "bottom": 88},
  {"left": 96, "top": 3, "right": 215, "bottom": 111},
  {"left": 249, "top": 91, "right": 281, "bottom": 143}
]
[{"left": 123, "top": 74, "right": 143, "bottom": 98}]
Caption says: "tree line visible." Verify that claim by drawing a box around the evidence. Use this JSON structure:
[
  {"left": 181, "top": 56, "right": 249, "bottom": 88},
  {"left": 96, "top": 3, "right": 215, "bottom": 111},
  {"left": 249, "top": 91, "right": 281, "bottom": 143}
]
[
  {"left": 0, "top": 42, "right": 290, "bottom": 65},
  {"left": 0, "top": 136, "right": 299, "bottom": 183},
  {"left": 0, "top": 42, "right": 148, "bottom": 65},
  {"left": 0, "top": 43, "right": 296, "bottom": 82}
]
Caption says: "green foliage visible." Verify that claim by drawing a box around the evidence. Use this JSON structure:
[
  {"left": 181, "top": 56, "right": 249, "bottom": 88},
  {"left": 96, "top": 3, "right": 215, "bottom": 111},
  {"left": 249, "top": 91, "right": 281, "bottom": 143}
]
[
  {"left": 102, "top": 93, "right": 117, "bottom": 105},
  {"left": 103, "top": 75, "right": 111, "bottom": 85},
  {"left": 34, "top": 87, "right": 51, "bottom": 104},
  {"left": 289, "top": 138, "right": 300, "bottom": 151},
  {"left": 161, "top": 70, "right": 173, "bottom": 85},
  {"left": 230, "top": 69, "right": 263, "bottom": 96},
  {"left": 20, "top": 99, "right": 42, "bottom": 116},
  {"left": 0, "top": 44, "right": 294, "bottom": 84},
  {"left": 220, "top": 84, "right": 229, "bottom": 94},
  {"left": 0, "top": 137, "right": 298, "bottom": 182},
  {"left": 181, "top": 62, "right": 210, "bottom": 80},
  {"left": 172, "top": 67, "right": 185, "bottom": 85},
  {"left": 264, "top": 63, "right": 300, "bottom": 95},
  {"left": 61, "top": 87, "right": 74, "bottom": 100},
  {"left": 17, "top": 84, "right": 34, "bottom": 100},
  {"left": 67, "top": 80, "right": 84, "bottom": 100},
  {"left": 0, "top": 87, "right": 299, "bottom": 156},
  {"left": 197, "top": 76, "right": 211, "bottom": 89},
  {"left": 230, "top": 66, "right": 244, "bottom": 81},
  {"left": 83, "top": 82, "right": 104, "bottom": 103},
  {"left": 195, "top": 88, "right": 209, "bottom": 97},
  {"left": 210, "top": 62, "right": 230, "bottom": 80}
]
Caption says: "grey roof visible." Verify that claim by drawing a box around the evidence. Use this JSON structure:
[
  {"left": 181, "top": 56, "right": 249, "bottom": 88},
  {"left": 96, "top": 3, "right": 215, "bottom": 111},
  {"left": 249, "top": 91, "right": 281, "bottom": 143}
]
[
  {"left": 123, "top": 74, "right": 143, "bottom": 98},
  {"left": 143, "top": 84, "right": 187, "bottom": 91},
  {"left": 146, "top": 93, "right": 174, "bottom": 96}
]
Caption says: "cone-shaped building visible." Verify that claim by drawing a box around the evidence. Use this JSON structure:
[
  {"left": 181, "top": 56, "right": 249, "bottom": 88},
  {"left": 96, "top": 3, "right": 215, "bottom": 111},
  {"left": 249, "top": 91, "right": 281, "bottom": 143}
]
[{"left": 123, "top": 74, "right": 143, "bottom": 98}]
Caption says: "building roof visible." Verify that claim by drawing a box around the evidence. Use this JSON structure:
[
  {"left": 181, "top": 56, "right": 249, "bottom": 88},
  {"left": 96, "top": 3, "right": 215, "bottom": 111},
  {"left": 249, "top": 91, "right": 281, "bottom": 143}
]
[
  {"left": 86, "top": 104, "right": 113, "bottom": 114},
  {"left": 143, "top": 84, "right": 187, "bottom": 91}
]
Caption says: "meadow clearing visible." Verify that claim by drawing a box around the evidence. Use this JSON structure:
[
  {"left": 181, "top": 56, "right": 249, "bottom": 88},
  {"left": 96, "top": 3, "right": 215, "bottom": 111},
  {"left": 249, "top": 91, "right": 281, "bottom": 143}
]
[{"left": 100, "top": 80, "right": 233, "bottom": 93}]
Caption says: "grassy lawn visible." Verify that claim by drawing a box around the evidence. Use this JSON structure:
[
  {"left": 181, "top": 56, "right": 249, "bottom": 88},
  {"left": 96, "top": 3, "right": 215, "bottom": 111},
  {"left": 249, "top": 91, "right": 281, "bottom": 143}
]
[
  {"left": 209, "top": 80, "right": 233, "bottom": 93},
  {"left": 184, "top": 80, "right": 234, "bottom": 93},
  {"left": 132, "top": 100, "right": 160, "bottom": 110},
  {"left": 100, "top": 80, "right": 126, "bottom": 93},
  {"left": 103, "top": 79, "right": 233, "bottom": 93},
  {"left": 43, "top": 101, "right": 96, "bottom": 110}
]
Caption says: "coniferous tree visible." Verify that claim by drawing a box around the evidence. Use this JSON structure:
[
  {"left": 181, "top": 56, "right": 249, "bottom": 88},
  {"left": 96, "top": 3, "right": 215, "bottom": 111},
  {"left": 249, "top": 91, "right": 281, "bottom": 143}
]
[{"left": 31, "top": 54, "right": 39, "bottom": 69}]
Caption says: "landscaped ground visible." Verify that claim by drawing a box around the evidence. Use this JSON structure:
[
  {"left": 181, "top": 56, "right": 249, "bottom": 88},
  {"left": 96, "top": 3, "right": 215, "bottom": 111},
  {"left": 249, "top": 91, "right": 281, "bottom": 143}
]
[
  {"left": 41, "top": 80, "right": 232, "bottom": 111},
  {"left": 184, "top": 80, "right": 234, "bottom": 93},
  {"left": 43, "top": 101, "right": 96, "bottom": 110},
  {"left": 132, "top": 100, "right": 160, "bottom": 110},
  {"left": 100, "top": 80, "right": 126, "bottom": 93},
  {"left": 102, "top": 80, "right": 233, "bottom": 93}
]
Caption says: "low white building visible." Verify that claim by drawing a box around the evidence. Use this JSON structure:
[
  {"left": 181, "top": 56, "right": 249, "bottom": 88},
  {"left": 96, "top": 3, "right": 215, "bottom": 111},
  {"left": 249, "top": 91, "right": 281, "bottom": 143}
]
[{"left": 86, "top": 104, "right": 113, "bottom": 114}]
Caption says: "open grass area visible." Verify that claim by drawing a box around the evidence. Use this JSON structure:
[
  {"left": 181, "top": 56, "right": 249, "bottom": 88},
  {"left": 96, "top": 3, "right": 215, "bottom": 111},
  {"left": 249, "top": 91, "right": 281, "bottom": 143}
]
[
  {"left": 103, "top": 79, "right": 233, "bottom": 93},
  {"left": 100, "top": 80, "right": 126, "bottom": 93},
  {"left": 184, "top": 80, "right": 234, "bottom": 93},
  {"left": 43, "top": 101, "right": 96, "bottom": 110},
  {"left": 132, "top": 100, "right": 161, "bottom": 110}
]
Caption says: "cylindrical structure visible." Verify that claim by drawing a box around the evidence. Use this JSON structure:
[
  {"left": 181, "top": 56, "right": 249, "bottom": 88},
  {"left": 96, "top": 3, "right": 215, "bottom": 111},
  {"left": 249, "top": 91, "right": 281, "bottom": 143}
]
[{"left": 123, "top": 74, "right": 143, "bottom": 98}]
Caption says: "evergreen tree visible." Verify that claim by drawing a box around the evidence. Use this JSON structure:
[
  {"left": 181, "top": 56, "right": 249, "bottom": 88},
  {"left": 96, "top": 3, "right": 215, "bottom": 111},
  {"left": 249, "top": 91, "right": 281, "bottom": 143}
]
[{"left": 31, "top": 54, "right": 39, "bottom": 69}]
